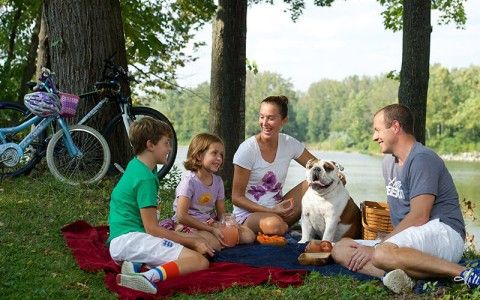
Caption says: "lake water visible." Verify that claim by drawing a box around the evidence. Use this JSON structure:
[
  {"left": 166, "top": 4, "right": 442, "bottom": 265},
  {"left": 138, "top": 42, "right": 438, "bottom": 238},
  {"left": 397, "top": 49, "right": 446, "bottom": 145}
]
[{"left": 173, "top": 147, "right": 480, "bottom": 248}]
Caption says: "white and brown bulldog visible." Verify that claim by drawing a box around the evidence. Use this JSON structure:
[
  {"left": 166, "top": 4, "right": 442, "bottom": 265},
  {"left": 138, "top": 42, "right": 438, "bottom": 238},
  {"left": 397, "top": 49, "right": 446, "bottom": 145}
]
[{"left": 299, "top": 159, "right": 361, "bottom": 243}]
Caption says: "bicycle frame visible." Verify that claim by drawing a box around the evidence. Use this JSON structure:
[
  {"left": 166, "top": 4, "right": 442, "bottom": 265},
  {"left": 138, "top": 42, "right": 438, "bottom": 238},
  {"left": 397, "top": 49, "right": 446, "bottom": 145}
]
[
  {"left": 77, "top": 94, "right": 133, "bottom": 138},
  {"left": 0, "top": 115, "right": 82, "bottom": 164}
]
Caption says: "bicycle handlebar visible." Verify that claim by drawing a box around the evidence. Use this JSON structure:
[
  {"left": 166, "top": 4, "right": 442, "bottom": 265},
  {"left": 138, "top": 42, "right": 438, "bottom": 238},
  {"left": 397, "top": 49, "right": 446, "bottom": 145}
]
[
  {"left": 33, "top": 67, "right": 59, "bottom": 94},
  {"left": 102, "top": 54, "right": 136, "bottom": 83}
]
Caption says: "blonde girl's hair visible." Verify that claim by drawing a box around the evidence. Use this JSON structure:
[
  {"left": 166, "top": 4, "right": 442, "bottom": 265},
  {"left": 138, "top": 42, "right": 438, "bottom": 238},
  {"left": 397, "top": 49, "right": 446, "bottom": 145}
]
[{"left": 184, "top": 133, "right": 224, "bottom": 171}]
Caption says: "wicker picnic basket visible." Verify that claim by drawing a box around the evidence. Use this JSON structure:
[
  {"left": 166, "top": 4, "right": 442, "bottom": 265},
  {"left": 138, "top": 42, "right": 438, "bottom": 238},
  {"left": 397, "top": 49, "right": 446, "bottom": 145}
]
[{"left": 361, "top": 200, "right": 394, "bottom": 240}]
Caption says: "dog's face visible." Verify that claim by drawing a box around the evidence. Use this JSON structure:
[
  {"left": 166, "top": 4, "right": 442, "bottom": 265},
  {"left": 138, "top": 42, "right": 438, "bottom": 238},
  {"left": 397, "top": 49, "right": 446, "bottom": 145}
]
[{"left": 305, "top": 159, "right": 345, "bottom": 191}]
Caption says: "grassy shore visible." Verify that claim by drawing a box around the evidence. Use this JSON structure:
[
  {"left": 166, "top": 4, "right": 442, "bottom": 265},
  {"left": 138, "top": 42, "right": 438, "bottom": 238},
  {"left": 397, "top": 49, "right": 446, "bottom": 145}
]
[{"left": 0, "top": 166, "right": 478, "bottom": 299}]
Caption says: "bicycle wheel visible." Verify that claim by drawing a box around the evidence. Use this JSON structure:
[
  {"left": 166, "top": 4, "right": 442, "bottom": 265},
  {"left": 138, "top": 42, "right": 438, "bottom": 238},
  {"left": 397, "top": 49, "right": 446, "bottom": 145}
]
[
  {"left": 103, "top": 106, "right": 177, "bottom": 180},
  {"left": 46, "top": 124, "right": 110, "bottom": 185},
  {"left": 0, "top": 101, "right": 47, "bottom": 177}
]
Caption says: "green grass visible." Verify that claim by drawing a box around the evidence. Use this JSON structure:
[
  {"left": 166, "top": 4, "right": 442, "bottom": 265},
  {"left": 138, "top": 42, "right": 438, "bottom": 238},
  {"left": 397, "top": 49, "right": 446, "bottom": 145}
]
[{"left": 0, "top": 165, "right": 479, "bottom": 299}]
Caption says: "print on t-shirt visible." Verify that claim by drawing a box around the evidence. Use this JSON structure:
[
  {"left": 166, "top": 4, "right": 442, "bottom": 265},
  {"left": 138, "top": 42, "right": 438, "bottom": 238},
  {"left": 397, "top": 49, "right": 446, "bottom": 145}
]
[
  {"left": 247, "top": 171, "right": 283, "bottom": 201},
  {"left": 197, "top": 192, "right": 213, "bottom": 212},
  {"left": 386, "top": 177, "right": 405, "bottom": 200}
]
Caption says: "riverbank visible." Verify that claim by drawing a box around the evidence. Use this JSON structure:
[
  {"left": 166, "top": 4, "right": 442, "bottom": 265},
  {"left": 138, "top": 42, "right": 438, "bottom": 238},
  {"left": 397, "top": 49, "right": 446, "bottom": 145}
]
[
  {"left": 313, "top": 148, "right": 480, "bottom": 162},
  {"left": 440, "top": 152, "right": 480, "bottom": 162}
]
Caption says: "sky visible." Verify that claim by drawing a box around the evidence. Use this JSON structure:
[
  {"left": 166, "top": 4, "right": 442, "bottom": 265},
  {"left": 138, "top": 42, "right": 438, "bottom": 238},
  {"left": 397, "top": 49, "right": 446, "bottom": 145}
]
[{"left": 176, "top": 0, "right": 480, "bottom": 92}]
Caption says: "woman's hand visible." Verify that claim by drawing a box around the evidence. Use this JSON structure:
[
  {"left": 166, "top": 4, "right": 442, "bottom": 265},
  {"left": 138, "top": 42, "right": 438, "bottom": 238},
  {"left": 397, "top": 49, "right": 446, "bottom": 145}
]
[
  {"left": 347, "top": 244, "right": 374, "bottom": 272},
  {"left": 272, "top": 198, "right": 294, "bottom": 220}
]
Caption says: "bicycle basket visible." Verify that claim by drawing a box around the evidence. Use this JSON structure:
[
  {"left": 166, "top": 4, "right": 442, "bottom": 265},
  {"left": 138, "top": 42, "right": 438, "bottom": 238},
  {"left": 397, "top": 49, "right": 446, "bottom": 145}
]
[
  {"left": 24, "top": 91, "right": 61, "bottom": 117},
  {"left": 59, "top": 92, "right": 80, "bottom": 117}
]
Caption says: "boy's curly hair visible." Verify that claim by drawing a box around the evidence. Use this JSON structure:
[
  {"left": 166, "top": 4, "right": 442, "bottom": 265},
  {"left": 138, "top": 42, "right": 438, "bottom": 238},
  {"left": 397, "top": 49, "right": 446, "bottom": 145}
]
[{"left": 129, "top": 117, "right": 173, "bottom": 155}]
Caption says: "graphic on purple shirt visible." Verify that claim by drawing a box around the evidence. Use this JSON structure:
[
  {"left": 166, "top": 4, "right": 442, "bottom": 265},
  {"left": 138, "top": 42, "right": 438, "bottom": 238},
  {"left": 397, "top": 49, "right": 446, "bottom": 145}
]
[{"left": 173, "top": 170, "right": 225, "bottom": 223}]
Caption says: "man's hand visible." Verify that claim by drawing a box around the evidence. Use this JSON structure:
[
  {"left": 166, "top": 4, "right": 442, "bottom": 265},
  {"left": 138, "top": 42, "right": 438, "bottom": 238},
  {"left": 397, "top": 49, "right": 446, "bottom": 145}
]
[{"left": 347, "top": 244, "right": 374, "bottom": 272}]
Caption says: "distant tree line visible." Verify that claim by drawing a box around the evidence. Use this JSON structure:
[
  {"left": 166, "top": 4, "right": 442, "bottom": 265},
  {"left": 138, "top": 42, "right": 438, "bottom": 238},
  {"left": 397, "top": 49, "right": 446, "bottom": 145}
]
[{"left": 153, "top": 63, "right": 479, "bottom": 154}]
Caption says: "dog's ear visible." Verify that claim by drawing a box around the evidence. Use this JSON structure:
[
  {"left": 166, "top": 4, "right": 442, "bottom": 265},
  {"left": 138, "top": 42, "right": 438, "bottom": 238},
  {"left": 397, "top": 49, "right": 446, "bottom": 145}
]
[
  {"left": 306, "top": 158, "right": 317, "bottom": 169},
  {"left": 338, "top": 171, "right": 347, "bottom": 186},
  {"left": 333, "top": 161, "right": 344, "bottom": 171},
  {"left": 323, "top": 161, "right": 335, "bottom": 171}
]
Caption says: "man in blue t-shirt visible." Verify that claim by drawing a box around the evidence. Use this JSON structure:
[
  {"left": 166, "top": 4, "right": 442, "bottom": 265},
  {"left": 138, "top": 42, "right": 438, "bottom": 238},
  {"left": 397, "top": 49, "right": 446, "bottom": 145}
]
[{"left": 332, "top": 104, "right": 479, "bottom": 294}]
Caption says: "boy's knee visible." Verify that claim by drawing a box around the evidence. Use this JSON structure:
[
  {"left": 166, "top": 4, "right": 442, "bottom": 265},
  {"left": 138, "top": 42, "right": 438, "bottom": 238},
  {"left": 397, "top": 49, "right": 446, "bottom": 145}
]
[
  {"left": 196, "top": 254, "right": 210, "bottom": 270},
  {"left": 178, "top": 248, "right": 210, "bottom": 273},
  {"left": 188, "top": 250, "right": 210, "bottom": 269}
]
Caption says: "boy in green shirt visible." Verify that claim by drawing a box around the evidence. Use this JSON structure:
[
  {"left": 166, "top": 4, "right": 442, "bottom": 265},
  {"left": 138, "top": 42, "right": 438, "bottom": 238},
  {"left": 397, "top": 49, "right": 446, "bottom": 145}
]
[{"left": 108, "top": 117, "right": 214, "bottom": 294}]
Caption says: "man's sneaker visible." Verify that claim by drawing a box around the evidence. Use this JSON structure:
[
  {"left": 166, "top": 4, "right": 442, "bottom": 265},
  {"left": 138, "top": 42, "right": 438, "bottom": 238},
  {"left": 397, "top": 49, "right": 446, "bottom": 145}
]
[
  {"left": 382, "top": 269, "right": 415, "bottom": 294},
  {"left": 116, "top": 273, "right": 157, "bottom": 294},
  {"left": 454, "top": 268, "right": 480, "bottom": 289}
]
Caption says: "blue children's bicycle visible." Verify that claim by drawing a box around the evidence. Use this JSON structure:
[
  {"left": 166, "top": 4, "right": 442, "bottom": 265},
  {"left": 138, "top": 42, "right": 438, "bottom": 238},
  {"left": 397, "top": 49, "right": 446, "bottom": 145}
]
[
  {"left": 0, "top": 55, "right": 177, "bottom": 180},
  {"left": 0, "top": 68, "right": 110, "bottom": 185}
]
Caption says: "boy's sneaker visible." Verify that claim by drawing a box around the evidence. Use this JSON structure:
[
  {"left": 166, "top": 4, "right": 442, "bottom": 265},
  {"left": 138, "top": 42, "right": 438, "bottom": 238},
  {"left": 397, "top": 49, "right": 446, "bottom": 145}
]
[
  {"left": 121, "top": 261, "right": 141, "bottom": 274},
  {"left": 382, "top": 269, "right": 415, "bottom": 294},
  {"left": 454, "top": 268, "right": 480, "bottom": 289},
  {"left": 116, "top": 273, "right": 157, "bottom": 294}
]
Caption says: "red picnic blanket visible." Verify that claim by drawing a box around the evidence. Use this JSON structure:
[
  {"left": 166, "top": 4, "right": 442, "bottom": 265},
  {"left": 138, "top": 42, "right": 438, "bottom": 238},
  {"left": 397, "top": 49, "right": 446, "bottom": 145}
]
[{"left": 61, "top": 220, "right": 306, "bottom": 299}]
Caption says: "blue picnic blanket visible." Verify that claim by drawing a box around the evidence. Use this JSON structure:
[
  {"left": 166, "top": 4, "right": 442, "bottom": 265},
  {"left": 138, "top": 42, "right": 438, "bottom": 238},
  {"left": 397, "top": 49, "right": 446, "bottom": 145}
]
[
  {"left": 213, "top": 232, "right": 480, "bottom": 293},
  {"left": 213, "top": 232, "right": 374, "bottom": 281}
]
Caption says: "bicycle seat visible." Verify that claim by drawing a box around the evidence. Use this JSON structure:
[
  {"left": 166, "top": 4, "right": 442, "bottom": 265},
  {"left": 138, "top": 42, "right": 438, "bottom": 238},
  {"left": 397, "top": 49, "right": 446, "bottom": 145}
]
[{"left": 26, "top": 82, "right": 37, "bottom": 89}]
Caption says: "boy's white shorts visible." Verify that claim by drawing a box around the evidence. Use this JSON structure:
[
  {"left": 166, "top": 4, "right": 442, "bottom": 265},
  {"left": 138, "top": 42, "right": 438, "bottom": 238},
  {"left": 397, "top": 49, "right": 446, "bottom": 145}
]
[
  {"left": 355, "top": 219, "right": 464, "bottom": 263},
  {"left": 109, "top": 232, "right": 183, "bottom": 267}
]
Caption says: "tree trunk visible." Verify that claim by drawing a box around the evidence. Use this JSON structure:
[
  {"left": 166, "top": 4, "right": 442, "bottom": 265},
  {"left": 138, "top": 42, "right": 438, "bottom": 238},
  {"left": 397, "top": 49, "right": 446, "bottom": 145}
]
[
  {"left": 41, "top": 0, "right": 130, "bottom": 165},
  {"left": 18, "top": 8, "right": 42, "bottom": 103},
  {"left": 398, "top": 0, "right": 431, "bottom": 145},
  {"left": 36, "top": 7, "right": 50, "bottom": 79},
  {"left": 210, "top": 0, "right": 247, "bottom": 196}
]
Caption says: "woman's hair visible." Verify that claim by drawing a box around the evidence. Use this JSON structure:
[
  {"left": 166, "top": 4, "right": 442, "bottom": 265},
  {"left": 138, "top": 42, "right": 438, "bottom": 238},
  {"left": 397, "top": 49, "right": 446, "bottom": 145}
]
[
  {"left": 184, "top": 133, "right": 224, "bottom": 171},
  {"left": 375, "top": 104, "right": 414, "bottom": 135},
  {"left": 129, "top": 117, "right": 172, "bottom": 155},
  {"left": 261, "top": 95, "right": 289, "bottom": 119}
]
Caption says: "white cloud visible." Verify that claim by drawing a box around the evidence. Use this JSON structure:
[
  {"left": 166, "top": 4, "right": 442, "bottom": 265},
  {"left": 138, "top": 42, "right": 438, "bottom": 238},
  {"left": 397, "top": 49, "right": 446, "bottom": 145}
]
[{"left": 176, "top": 0, "right": 480, "bottom": 91}]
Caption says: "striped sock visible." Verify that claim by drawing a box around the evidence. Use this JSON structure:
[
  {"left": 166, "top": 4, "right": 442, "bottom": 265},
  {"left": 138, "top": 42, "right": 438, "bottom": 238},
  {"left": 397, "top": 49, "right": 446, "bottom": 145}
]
[{"left": 141, "top": 261, "right": 180, "bottom": 283}]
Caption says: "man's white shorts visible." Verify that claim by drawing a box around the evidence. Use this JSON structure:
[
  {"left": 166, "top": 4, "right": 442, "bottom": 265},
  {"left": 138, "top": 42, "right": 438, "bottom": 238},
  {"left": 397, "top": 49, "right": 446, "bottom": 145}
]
[
  {"left": 356, "top": 219, "right": 464, "bottom": 263},
  {"left": 109, "top": 232, "right": 183, "bottom": 267}
]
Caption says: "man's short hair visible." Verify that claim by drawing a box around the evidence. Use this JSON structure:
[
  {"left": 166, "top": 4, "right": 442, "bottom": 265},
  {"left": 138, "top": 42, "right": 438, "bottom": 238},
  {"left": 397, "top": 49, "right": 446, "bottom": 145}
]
[
  {"left": 129, "top": 117, "right": 172, "bottom": 155},
  {"left": 375, "top": 104, "right": 414, "bottom": 135}
]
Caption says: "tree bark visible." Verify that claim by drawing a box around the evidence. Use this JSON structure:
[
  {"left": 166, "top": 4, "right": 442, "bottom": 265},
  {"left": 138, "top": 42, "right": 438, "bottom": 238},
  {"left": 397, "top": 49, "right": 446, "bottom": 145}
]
[
  {"left": 210, "top": 0, "right": 247, "bottom": 196},
  {"left": 36, "top": 7, "right": 50, "bottom": 79},
  {"left": 18, "top": 7, "right": 42, "bottom": 103},
  {"left": 41, "top": 0, "right": 130, "bottom": 164},
  {"left": 398, "top": 0, "right": 431, "bottom": 145}
]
